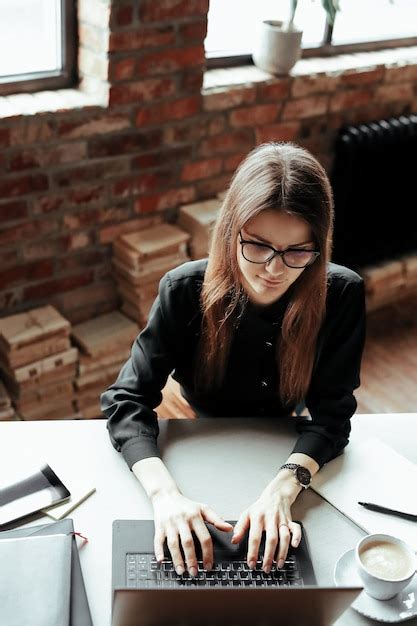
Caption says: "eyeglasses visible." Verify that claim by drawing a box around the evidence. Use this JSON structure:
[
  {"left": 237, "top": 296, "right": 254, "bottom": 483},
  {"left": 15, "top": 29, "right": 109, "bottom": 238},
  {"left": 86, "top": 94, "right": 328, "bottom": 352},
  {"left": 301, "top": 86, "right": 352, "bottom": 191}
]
[{"left": 239, "top": 232, "right": 320, "bottom": 269}]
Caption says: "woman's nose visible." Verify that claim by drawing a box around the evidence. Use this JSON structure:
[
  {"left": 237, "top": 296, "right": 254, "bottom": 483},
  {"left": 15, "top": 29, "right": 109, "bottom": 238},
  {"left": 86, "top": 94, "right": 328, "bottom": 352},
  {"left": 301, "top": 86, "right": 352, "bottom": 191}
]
[{"left": 265, "top": 254, "right": 285, "bottom": 274}]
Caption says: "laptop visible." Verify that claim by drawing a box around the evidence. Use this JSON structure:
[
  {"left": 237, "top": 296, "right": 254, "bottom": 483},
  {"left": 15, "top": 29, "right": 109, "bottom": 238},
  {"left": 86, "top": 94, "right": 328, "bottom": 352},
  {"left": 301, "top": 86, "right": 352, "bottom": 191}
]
[{"left": 112, "top": 520, "right": 362, "bottom": 626}]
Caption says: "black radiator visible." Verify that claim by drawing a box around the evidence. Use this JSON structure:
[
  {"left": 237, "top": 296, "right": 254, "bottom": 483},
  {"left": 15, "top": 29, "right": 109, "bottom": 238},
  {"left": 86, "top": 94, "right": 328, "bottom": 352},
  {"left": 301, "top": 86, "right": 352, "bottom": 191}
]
[{"left": 330, "top": 114, "right": 417, "bottom": 270}]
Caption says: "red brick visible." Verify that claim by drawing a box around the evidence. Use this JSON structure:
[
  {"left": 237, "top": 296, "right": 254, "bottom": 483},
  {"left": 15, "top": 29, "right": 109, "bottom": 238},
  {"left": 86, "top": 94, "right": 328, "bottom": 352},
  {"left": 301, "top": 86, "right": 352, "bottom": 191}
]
[
  {"left": 136, "top": 96, "right": 201, "bottom": 127},
  {"left": 63, "top": 209, "right": 100, "bottom": 230},
  {"left": 197, "top": 174, "right": 231, "bottom": 199},
  {"left": 0, "top": 249, "right": 19, "bottom": 269},
  {"left": 229, "top": 104, "right": 280, "bottom": 128},
  {"left": 0, "top": 219, "right": 57, "bottom": 246},
  {"left": 178, "top": 20, "right": 207, "bottom": 42},
  {"left": 329, "top": 88, "right": 375, "bottom": 112},
  {"left": 283, "top": 95, "right": 329, "bottom": 120},
  {"left": 109, "top": 77, "right": 176, "bottom": 106},
  {"left": 256, "top": 122, "right": 301, "bottom": 143},
  {"left": 223, "top": 153, "right": 247, "bottom": 172},
  {"left": 136, "top": 46, "right": 205, "bottom": 76},
  {"left": 31, "top": 187, "right": 106, "bottom": 216},
  {"left": 385, "top": 64, "right": 417, "bottom": 83},
  {"left": 0, "top": 128, "right": 10, "bottom": 148},
  {"left": 181, "top": 158, "right": 222, "bottom": 182},
  {"left": 88, "top": 130, "right": 162, "bottom": 158},
  {"left": 24, "top": 271, "right": 94, "bottom": 300},
  {"left": 132, "top": 146, "right": 193, "bottom": 169},
  {"left": 57, "top": 113, "right": 131, "bottom": 139},
  {"left": 57, "top": 250, "right": 105, "bottom": 274},
  {"left": 98, "top": 204, "right": 131, "bottom": 223},
  {"left": 0, "top": 173, "right": 48, "bottom": 198},
  {"left": 7, "top": 142, "right": 87, "bottom": 172},
  {"left": 52, "top": 159, "right": 130, "bottom": 188},
  {"left": 179, "top": 70, "right": 203, "bottom": 93},
  {"left": 64, "top": 232, "right": 93, "bottom": 251},
  {"left": 10, "top": 121, "right": 55, "bottom": 145},
  {"left": 132, "top": 169, "right": 178, "bottom": 194},
  {"left": 375, "top": 83, "right": 414, "bottom": 103},
  {"left": 198, "top": 130, "right": 253, "bottom": 157},
  {"left": 135, "top": 187, "right": 196, "bottom": 213},
  {"left": 0, "top": 200, "right": 28, "bottom": 223},
  {"left": 31, "top": 195, "right": 65, "bottom": 215},
  {"left": 112, "top": 4, "right": 134, "bottom": 27},
  {"left": 257, "top": 80, "right": 291, "bottom": 101},
  {"left": 340, "top": 67, "right": 385, "bottom": 87},
  {"left": 0, "top": 260, "right": 53, "bottom": 290},
  {"left": 291, "top": 75, "right": 339, "bottom": 97},
  {"left": 139, "top": 0, "right": 209, "bottom": 22},
  {"left": 162, "top": 119, "right": 211, "bottom": 145},
  {"left": 111, "top": 177, "right": 133, "bottom": 198},
  {"left": 98, "top": 218, "right": 154, "bottom": 244},
  {"left": 203, "top": 87, "right": 256, "bottom": 112},
  {"left": 109, "top": 26, "right": 174, "bottom": 52},
  {"left": 22, "top": 238, "right": 64, "bottom": 262},
  {"left": 110, "top": 58, "right": 136, "bottom": 81}
]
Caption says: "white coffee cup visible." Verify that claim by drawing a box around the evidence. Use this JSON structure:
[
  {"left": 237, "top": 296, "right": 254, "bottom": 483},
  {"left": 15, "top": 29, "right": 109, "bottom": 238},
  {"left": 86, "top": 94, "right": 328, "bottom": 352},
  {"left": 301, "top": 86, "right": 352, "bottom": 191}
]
[{"left": 356, "top": 533, "right": 417, "bottom": 600}]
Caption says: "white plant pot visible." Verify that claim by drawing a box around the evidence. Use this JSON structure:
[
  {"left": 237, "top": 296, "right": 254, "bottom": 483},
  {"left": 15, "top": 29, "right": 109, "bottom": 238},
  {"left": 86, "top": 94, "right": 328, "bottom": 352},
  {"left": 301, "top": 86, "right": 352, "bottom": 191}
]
[{"left": 253, "top": 20, "right": 303, "bottom": 75}]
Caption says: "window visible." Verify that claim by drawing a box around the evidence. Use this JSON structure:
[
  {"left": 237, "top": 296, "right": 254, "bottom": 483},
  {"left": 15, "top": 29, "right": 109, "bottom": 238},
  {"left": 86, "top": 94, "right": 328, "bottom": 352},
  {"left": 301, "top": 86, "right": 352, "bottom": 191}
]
[
  {"left": 205, "top": 0, "right": 417, "bottom": 67},
  {"left": 0, "top": 0, "right": 77, "bottom": 96}
]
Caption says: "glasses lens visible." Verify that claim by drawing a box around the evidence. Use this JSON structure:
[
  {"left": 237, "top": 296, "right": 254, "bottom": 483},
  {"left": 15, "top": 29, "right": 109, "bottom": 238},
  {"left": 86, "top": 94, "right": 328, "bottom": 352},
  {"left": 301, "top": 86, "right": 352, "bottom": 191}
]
[
  {"left": 283, "top": 250, "right": 317, "bottom": 268},
  {"left": 242, "top": 243, "right": 273, "bottom": 263}
]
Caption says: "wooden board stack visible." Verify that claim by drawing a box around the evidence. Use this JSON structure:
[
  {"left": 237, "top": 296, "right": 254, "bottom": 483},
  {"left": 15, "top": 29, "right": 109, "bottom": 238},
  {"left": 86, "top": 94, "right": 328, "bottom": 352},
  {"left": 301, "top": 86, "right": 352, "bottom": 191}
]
[
  {"left": 177, "top": 199, "right": 221, "bottom": 260},
  {"left": 0, "top": 379, "right": 15, "bottom": 420},
  {"left": 0, "top": 306, "right": 78, "bottom": 420},
  {"left": 72, "top": 311, "right": 140, "bottom": 419},
  {"left": 112, "top": 223, "right": 190, "bottom": 325}
]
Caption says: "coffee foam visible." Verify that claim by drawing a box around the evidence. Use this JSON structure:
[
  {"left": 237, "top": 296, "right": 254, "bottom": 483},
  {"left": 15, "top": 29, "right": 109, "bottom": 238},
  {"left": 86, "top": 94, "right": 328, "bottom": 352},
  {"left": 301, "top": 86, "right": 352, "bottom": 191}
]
[{"left": 359, "top": 540, "right": 413, "bottom": 581}]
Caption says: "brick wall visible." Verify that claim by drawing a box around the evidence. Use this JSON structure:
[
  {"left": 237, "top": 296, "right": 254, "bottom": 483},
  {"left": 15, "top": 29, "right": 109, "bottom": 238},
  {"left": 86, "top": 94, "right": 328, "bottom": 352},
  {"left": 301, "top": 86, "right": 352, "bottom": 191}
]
[{"left": 1, "top": 0, "right": 417, "bottom": 323}]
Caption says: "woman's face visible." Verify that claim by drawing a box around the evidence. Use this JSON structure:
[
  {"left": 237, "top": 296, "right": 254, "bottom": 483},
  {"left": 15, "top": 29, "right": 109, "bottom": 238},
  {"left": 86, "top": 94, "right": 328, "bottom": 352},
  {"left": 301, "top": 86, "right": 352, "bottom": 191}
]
[{"left": 237, "top": 209, "right": 315, "bottom": 306}]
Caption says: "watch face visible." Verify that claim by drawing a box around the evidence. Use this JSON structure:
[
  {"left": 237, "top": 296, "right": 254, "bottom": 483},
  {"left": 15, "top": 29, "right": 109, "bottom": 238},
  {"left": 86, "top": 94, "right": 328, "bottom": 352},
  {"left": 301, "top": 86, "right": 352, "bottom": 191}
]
[{"left": 295, "top": 466, "right": 311, "bottom": 486}]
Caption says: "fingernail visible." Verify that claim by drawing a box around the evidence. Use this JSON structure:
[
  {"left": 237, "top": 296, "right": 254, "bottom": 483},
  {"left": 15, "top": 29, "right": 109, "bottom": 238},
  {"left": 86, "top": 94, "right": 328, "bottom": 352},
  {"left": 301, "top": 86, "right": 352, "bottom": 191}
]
[
  {"left": 249, "top": 560, "right": 256, "bottom": 570},
  {"left": 264, "top": 565, "right": 271, "bottom": 574},
  {"left": 205, "top": 562, "right": 213, "bottom": 571},
  {"left": 189, "top": 567, "right": 197, "bottom": 578},
  {"left": 176, "top": 565, "right": 184, "bottom": 575},
  {"left": 278, "top": 559, "right": 284, "bottom": 569}
]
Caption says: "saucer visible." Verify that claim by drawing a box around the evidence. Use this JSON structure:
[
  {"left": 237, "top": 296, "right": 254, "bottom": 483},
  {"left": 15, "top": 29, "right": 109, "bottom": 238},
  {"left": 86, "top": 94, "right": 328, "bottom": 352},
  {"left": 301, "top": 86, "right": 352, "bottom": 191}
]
[{"left": 334, "top": 549, "right": 417, "bottom": 623}]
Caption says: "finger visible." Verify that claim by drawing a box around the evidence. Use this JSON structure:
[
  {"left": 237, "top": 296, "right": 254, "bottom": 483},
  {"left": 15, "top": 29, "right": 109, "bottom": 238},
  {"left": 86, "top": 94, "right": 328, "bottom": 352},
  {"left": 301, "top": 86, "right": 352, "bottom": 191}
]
[
  {"left": 178, "top": 524, "right": 198, "bottom": 577},
  {"left": 166, "top": 530, "right": 185, "bottom": 576},
  {"left": 192, "top": 518, "right": 214, "bottom": 570},
  {"left": 154, "top": 527, "right": 166, "bottom": 563},
  {"left": 275, "top": 523, "right": 291, "bottom": 568},
  {"left": 201, "top": 505, "right": 234, "bottom": 532},
  {"left": 289, "top": 521, "right": 302, "bottom": 548},
  {"left": 246, "top": 520, "right": 263, "bottom": 569},
  {"left": 262, "top": 523, "right": 278, "bottom": 573},
  {"left": 231, "top": 511, "right": 250, "bottom": 543}
]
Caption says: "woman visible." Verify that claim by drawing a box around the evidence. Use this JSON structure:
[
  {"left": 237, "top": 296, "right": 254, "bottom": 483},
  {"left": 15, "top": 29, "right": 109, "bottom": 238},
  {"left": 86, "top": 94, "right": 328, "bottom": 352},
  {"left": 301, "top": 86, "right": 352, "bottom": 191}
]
[{"left": 101, "top": 142, "right": 366, "bottom": 578}]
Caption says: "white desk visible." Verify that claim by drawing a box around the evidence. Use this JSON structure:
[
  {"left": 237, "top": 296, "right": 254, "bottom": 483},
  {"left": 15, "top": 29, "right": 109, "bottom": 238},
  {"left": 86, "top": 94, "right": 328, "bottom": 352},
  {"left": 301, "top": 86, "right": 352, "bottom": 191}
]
[{"left": 1, "top": 414, "right": 416, "bottom": 626}]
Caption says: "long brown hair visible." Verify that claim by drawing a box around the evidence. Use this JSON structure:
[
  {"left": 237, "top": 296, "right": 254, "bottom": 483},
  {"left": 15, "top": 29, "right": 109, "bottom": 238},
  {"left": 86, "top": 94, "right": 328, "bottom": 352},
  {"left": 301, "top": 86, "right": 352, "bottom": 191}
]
[{"left": 197, "top": 142, "right": 334, "bottom": 407}]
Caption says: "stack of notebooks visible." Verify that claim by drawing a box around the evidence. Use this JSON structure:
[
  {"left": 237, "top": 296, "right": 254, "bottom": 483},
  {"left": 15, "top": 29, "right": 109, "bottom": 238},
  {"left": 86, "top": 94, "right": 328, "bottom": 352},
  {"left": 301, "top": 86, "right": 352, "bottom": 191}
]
[
  {"left": 112, "top": 223, "right": 190, "bottom": 325},
  {"left": 0, "top": 379, "right": 15, "bottom": 420},
  {"left": 72, "top": 311, "right": 139, "bottom": 419},
  {"left": 0, "top": 306, "right": 78, "bottom": 420},
  {"left": 178, "top": 198, "right": 221, "bottom": 260}
]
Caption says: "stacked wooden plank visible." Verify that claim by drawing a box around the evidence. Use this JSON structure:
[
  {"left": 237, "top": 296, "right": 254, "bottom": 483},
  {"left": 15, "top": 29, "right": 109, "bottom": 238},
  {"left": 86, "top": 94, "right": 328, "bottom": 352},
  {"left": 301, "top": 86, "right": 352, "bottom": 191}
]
[
  {"left": 177, "top": 198, "right": 221, "bottom": 259},
  {"left": 0, "top": 306, "right": 78, "bottom": 420},
  {"left": 362, "top": 253, "right": 417, "bottom": 312},
  {"left": 72, "top": 311, "right": 140, "bottom": 419},
  {"left": 0, "top": 379, "right": 15, "bottom": 420},
  {"left": 112, "top": 223, "right": 190, "bottom": 325}
]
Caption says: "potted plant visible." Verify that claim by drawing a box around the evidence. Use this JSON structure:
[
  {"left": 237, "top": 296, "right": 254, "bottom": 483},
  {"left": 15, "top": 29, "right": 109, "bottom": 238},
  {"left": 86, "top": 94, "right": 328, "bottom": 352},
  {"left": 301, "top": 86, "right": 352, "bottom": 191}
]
[{"left": 252, "top": 0, "right": 339, "bottom": 75}]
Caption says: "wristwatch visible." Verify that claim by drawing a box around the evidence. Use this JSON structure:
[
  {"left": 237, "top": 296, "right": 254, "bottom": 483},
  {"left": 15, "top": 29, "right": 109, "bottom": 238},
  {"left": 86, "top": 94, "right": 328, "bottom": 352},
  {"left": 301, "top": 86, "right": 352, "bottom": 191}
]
[{"left": 279, "top": 463, "right": 311, "bottom": 489}]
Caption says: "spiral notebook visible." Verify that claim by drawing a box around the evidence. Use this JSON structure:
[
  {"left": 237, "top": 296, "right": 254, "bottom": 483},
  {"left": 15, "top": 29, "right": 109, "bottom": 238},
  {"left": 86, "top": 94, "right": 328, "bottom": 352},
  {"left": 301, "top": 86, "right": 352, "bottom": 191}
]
[{"left": 312, "top": 437, "right": 417, "bottom": 550}]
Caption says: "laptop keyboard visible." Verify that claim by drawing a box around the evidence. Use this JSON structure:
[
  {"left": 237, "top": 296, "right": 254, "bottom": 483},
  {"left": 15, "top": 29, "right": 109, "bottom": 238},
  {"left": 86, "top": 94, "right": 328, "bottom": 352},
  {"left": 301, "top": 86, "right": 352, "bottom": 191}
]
[{"left": 126, "top": 554, "right": 303, "bottom": 588}]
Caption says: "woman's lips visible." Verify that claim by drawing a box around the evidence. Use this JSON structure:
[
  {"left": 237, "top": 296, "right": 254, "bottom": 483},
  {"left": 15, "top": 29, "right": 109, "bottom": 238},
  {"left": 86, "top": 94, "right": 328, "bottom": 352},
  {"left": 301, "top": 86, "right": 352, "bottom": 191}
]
[{"left": 258, "top": 276, "right": 285, "bottom": 288}]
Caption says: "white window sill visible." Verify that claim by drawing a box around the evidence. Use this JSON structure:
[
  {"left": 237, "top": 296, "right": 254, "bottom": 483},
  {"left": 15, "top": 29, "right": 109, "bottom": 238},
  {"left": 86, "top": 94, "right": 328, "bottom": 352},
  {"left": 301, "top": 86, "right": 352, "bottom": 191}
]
[{"left": 0, "top": 88, "right": 108, "bottom": 119}]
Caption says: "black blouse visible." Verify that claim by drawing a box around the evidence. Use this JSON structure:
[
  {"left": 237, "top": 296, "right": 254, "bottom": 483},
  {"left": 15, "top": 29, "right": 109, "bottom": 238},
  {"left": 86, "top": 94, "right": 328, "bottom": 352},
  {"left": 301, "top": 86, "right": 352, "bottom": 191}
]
[{"left": 101, "top": 259, "right": 366, "bottom": 469}]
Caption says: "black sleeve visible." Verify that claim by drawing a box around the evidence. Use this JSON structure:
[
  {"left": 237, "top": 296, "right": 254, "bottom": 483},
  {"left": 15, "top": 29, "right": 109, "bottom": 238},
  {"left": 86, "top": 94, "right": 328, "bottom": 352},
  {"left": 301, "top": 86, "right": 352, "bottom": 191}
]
[
  {"left": 291, "top": 276, "right": 366, "bottom": 467},
  {"left": 100, "top": 273, "right": 178, "bottom": 469}
]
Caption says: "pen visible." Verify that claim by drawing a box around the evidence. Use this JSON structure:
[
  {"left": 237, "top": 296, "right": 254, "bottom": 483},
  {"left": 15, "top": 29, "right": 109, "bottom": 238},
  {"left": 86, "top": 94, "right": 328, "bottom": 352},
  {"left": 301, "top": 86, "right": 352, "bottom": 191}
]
[{"left": 358, "top": 502, "right": 417, "bottom": 522}]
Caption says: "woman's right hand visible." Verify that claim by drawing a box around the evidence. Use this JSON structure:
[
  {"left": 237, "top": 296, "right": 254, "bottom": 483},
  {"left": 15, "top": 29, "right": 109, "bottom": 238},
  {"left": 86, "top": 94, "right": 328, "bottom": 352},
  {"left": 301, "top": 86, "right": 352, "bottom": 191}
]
[{"left": 151, "top": 490, "right": 233, "bottom": 576}]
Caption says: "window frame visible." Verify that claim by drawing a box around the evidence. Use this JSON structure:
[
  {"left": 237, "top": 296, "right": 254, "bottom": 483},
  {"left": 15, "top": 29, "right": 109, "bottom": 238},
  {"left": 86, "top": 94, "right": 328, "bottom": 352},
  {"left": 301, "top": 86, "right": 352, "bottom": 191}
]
[{"left": 0, "top": 0, "right": 77, "bottom": 97}]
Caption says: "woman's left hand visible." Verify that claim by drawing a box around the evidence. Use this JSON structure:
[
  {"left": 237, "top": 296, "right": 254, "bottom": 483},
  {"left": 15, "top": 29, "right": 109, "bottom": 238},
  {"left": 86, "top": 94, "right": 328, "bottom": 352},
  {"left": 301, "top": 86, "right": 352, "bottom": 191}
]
[{"left": 231, "top": 475, "right": 302, "bottom": 573}]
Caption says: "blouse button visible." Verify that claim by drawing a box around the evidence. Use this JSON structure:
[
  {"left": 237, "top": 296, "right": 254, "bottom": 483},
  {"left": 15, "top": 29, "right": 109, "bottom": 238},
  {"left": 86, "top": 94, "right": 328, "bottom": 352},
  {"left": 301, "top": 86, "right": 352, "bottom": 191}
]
[
  {"left": 261, "top": 380, "right": 268, "bottom": 388},
  {"left": 265, "top": 341, "right": 273, "bottom": 348}
]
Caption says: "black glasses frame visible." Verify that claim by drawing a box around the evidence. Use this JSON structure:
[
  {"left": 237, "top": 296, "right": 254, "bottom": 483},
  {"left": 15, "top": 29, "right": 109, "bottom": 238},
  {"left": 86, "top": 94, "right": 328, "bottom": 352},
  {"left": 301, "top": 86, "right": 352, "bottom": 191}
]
[{"left": 239, "top": 232, "right": 321, "bottom": 269}]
